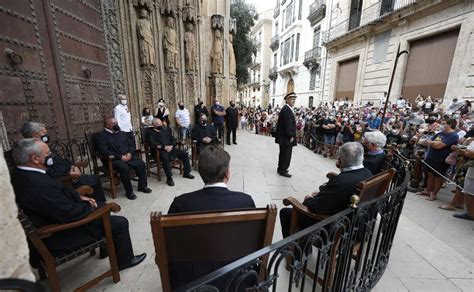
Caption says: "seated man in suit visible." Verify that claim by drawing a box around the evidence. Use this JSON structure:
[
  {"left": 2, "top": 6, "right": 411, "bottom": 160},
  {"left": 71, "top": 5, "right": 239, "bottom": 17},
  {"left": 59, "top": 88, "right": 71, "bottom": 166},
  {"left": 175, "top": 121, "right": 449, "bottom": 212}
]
[
  {"left": 11, "top": 138, "right": 146, "bottom": 270},
  {"left": 95, "top": 117, "right": 151, "bottom": 200},
  {"left": 20, "top": 121, "right": 106, "bottom": 203},
  {"left": 280, "top": 142, "right": 372, "bottom": 237},
  {"left": 363, "top": 130, "right": 387, "bottom": 175},
  {"left": 167, "top": 145, "right": 255, "bottom": 288},
  {"left": 191, "top": 113, "right": 218, "bottom": 155},
  {"left": 146, "top": 118, "right": 194, "bottom": 186}
]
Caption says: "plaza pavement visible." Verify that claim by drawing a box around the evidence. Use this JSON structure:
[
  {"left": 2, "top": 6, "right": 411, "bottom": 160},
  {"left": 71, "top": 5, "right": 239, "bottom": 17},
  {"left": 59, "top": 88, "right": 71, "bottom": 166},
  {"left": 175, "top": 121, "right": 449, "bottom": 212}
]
[{"left": 48, "top": 130, "right": 473, "bottom": 291}]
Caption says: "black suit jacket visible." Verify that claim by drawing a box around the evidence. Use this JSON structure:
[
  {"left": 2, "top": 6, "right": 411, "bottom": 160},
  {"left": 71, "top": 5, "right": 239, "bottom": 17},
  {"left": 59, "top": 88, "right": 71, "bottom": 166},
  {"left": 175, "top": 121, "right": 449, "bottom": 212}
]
[
  {"left": 12, "top": 169, "right": 101, "bottom": 252},
  {"left": 167, "top": 187, "right": 255, "bottom": 289},
  {"left": 304, "top": 168, "right": 373, "bottom": 215},
  {"left": 363, "top": 153, "right": 386, "bottom": 175},
  {"left": 275, "top": 104, "right": 297, "bottom": 146},
  {"left": 95, "top": 130, "right": 134, "bottom": 159},
  {"left": 194, "top": 105, "right": 209, "bottom": 124},
  {"left": 191, "top": 124, "right": 217, "bottom": 152},
  {"left": 146, "top": 128, "right": 177, "bottom": 149},
  {"left": 225, "top": 107, "right": 239, "bottom": 129}
]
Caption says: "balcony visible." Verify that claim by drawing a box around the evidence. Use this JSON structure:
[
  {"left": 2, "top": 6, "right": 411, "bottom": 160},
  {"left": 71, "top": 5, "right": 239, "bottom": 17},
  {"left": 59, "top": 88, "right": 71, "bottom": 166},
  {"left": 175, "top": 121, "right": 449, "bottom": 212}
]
[
  {"left": 270, "top": 35, "right": 280, "bottom": 51},
  {"left": 322, "top": 0, "right": 432, "bottom": 47},
  {"left": 273, "top": 1, "right": 280, "bottom": 18},
  {"left": 303, "top": 47, "right": 322, "bottom": 68},
  {"left": 281, "top": 0, "right": 286, "bottom": 5},
  {"left": 307, "top": 0, "right": 326, "bottom": 26},
  {"left": 268, "top": 66, "right": 278, "bottom": 81},
  {"left": 250, "top": 58, "right": 261, "bottom": 69}
]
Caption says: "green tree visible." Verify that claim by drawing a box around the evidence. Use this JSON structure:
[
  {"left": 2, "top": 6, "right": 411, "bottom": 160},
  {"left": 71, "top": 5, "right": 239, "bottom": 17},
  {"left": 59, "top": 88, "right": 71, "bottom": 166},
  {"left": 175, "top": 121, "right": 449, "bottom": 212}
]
[{"left": 231, "top": 0, "right": 257, "bottom": 86}]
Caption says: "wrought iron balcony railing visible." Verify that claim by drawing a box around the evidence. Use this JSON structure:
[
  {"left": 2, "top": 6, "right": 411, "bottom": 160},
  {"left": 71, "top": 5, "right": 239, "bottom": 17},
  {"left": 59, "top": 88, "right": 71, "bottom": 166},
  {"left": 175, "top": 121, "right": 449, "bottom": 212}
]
[
  {"left": 307, "top": 0, "right": 326, "bottom": 26},
  {"left": 270, "top": 35, "right": 280, "bottom": 51},
  {"left": 268, "top": 66, "right": 278, "bottom": 80},
  {"left": 303, "top": 46, "right": 322, "bottom": 68},
  {"left": 323, "top": 0, "right": 418, "bottom": 45}
]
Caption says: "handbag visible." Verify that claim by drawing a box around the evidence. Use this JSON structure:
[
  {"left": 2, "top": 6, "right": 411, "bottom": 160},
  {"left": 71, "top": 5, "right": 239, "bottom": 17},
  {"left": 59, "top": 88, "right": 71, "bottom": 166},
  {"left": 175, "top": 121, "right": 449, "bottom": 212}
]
[{"left": 445, "top": 151, "right": 458, "bottom": 165}]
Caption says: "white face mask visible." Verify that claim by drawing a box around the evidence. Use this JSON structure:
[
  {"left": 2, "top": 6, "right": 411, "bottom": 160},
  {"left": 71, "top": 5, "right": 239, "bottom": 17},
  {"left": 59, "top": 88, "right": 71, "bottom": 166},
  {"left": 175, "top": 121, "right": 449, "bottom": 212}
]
[
  {"left": 158, "top": 102, "right": 164, "bottom": 107},
  {"left": 120, "top": 100, "right": 127, "bottom": 105}
]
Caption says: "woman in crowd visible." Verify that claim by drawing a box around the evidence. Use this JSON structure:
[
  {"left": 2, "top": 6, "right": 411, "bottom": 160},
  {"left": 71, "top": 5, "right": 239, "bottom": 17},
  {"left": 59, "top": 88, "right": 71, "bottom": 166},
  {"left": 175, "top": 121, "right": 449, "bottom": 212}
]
[
  {"left": 418, "top": 118, "right": 459, "bottom": 201},
  {"left": 141, "top": 107, "right": 154, "bottom": 127},
  {"left": 155, "top": 98, "right": 170, "bottom": 126}
]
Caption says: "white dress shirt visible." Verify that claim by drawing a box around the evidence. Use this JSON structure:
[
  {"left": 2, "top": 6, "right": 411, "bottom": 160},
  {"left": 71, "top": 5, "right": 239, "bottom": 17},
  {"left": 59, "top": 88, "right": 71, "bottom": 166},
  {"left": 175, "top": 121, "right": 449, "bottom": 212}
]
[
  {"left": 114, "top": 104, "right": 133, "bottom": 132},
  {"left": 341, "top": 164, "right": 364, "bottom": 172},
  {"left": 17, "top": 166, "right": 46, "bottom": 174},
  {"left": 203, "top": 182, "right": 228, "bottom": 189}
]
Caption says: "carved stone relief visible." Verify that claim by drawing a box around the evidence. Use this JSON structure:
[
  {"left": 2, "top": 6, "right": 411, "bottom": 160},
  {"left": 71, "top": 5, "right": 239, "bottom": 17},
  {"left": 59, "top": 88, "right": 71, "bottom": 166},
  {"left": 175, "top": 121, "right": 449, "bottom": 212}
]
[
  {"left": 211, "top": 29, "right": 224, "bottom": 75},
  {"left": 163, "top": 16, "right": 178, "bottom": 71},
  {"left": 140, "top": 68, "right": 157, "bottom": 107},
  {"left": 183, "top": 0, "right": 197, "bottom": 22},
  {"left": 137, "top": 9, "right": 156, "bottom": 67},
  {"left": 160, "top": 0, "right": 175, "bottom": 15}
]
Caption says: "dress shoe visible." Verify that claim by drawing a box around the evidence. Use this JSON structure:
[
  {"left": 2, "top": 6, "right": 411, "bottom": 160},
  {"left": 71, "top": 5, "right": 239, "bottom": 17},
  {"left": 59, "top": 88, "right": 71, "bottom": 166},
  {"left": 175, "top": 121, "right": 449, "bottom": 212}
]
[
  {"left": 183, "top": 173, "right": 195, "bottom": 179},
  {"left": 126, "top": 192, "right": 137, "bottom": 200},
  {"left": 279, "top": 172, "right": 292, "bottom": 178},
  {"left": 166, "top": 178, "right": 175, "bottom": 186},
  {"left": 226, "top": 142, "right": 231, "bottom": 145},
  {"left": 119, "top": 253, "right": 147, "bottom": 271},
  {"left": 233, "top": 142, "right": 238, "bottom": 145},
  {"left": 99, "top": 247, "right": 108, "bottom": 259},
  {"left": 138, "top": 186, "right": 152, "bottom": 193}
]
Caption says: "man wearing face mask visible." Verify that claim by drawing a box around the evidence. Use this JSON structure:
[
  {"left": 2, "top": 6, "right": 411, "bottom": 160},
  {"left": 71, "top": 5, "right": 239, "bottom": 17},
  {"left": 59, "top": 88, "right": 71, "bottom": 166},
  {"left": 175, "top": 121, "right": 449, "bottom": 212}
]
[
  {"left": 146, "top": 118, "right": 194, "bottom": 186},
  {"left": 193, "top": 98, "right": 209, "bottom": 124},
  {"left": 225, "top": 100, "right": 239, "bottom": 145},
  {"left": 96, "top": 117, "right": 151, "bottom": 200},
  {"left": 11, "top": 138, "right": 147, "bottom": 271},
  {"left": 20, "top": 122, "right": 106, "bottom": 203},
  {"left": 114, "top": 94, "right": 134, "bottom": 147},
  {"left": 212, "top": 99, "right": 226, "bottom": 140},
  {"left": 175, "top": 102, "right": 191, "bottom": 142},
  {"left": 366, "top": 112, "right": 382, "bottom": 130},
  {"left": 192, "top": 113, "right": 218, "bottom": 154},
  {"left": 275, "top": 92, "right": 297, "bottom": 177}
]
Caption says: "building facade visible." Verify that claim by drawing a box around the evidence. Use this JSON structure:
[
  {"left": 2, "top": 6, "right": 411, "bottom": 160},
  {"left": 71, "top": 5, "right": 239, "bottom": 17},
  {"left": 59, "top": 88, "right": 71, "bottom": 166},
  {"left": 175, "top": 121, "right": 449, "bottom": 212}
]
[
  {"left": 238, "top": 9, "right": 273, "bottom": 108},
  {"left": 321, "top": 0, "right": 473, "bottom": 105},
  {"left": 268, "top": 0, "right": 330, "bottom": 109}
]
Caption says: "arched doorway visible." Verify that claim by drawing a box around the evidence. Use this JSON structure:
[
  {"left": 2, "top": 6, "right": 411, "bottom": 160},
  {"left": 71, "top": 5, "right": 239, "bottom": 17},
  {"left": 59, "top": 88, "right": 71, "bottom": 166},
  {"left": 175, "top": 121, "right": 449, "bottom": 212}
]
[{"left": 287, "top": 78, "right": 295, "bottom": 94}]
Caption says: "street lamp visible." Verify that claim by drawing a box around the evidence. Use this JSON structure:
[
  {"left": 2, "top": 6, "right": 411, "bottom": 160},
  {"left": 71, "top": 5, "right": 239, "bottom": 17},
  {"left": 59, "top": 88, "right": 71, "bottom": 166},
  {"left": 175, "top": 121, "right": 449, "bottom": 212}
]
[{"left": 380, "top": 44, "right": 409, "bottom": 129}]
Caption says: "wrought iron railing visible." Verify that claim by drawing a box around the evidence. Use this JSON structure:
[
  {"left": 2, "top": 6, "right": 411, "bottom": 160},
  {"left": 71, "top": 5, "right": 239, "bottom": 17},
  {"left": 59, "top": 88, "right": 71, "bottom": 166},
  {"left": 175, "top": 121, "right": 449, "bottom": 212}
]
[
  {"left": 268, "top": 66, "right": 278, "bottom": 81},
  {"left": 178, "top": 151, "right": 409, "bottom": 291},
  {"left": 304, "top": 47, "right": 322, "bottom": 63},
  {"left": 323, "top": 0, "right": 417, "bottom": 44},
  {"left": 270, "top": 35, "right": 280, "bottom": 51},
  {"left": 308, "top": 0, "right": 326, "bottom": 26}
]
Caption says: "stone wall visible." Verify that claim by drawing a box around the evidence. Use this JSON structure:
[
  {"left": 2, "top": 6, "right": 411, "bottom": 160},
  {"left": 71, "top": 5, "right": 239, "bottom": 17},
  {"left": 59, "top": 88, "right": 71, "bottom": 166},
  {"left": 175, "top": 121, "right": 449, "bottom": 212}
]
[{"left": 0, "top": 146, "right": 35, "bottom": 281}]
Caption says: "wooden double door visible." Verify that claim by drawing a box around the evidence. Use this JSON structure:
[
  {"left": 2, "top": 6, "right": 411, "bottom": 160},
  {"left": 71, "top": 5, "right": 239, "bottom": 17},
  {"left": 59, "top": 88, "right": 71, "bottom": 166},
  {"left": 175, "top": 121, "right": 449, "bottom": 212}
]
[{"left": 0, "top": 0, "right": 114, "bottom": 144}]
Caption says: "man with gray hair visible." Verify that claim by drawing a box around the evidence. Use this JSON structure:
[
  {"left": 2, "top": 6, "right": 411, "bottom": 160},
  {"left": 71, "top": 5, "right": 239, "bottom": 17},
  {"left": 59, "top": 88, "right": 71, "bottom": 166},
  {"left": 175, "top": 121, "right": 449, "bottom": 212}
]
[
  {"left": 362, "top": 130, "right": 387, "bottom": 175},
  {"left": 280, "top": 142, "right": 372, "bottom": 237},
  {"left": 20, "top": 121, "right": 106, "bottom": 202},
  {"left": 11, "top": 139, "right": 147, "bottom": 270}
]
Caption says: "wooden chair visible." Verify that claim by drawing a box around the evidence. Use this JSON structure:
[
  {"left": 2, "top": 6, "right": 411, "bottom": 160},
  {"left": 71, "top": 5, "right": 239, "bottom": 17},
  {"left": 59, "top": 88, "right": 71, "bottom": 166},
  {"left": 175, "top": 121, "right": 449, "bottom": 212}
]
[
  {"left": 140, "top": 127, "right": 183, "bottom": 181},
  {"left": 282, "top": 169, "right": 396, "bottom": 286},
  {"left": 150, "top": 205, "right": 277, "bottom": 292},
  {"left": 20, "top": 202, "right": 122, "bottom": 292},
  {"left": 85, "top": 131, "right": 120, "bottom": 199}
]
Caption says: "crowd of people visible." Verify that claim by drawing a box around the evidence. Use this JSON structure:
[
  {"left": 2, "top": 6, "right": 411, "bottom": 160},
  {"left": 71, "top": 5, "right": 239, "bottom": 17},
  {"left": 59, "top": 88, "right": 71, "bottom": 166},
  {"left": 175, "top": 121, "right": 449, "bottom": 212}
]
[{"left": 239, "top": 94, "right": 473, "bottom": 221}]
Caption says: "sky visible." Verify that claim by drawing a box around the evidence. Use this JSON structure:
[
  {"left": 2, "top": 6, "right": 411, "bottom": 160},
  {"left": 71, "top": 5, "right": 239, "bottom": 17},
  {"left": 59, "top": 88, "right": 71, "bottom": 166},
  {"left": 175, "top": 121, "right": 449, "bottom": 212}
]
[{"left": 246, "top": 0, "right": 275, "bottom": 14}]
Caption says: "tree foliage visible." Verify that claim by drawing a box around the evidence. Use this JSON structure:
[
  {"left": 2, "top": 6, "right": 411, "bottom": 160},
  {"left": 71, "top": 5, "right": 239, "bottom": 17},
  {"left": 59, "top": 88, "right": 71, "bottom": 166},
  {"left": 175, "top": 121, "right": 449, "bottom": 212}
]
[{"left": 231, "top": 0, "right": 257, "bottom": 86}]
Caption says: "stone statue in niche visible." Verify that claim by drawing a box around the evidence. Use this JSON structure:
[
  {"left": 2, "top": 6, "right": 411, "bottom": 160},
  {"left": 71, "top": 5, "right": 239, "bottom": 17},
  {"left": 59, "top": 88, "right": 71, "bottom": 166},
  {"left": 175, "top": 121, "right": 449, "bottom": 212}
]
[
  {"left": 211, "top": 29, "right": 223, "bottom": 75},
  {"left": 228, "top": 33, "right": 236, "bottom": 76},
  {"left": 184, "top": 23, "right": 196, "bottom": 72},
  {"left": 163, "top": 16, "right": 178, "bottom": 70},
  {"left": 136, "top": 9, "right": 156, "bottom": 67}
]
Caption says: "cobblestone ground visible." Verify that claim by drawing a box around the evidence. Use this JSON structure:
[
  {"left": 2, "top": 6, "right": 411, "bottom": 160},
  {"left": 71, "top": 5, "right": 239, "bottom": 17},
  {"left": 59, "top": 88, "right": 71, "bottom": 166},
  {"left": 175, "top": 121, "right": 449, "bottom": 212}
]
[{"left": 46, "top": 130, "right": 473, "bottom": 291}]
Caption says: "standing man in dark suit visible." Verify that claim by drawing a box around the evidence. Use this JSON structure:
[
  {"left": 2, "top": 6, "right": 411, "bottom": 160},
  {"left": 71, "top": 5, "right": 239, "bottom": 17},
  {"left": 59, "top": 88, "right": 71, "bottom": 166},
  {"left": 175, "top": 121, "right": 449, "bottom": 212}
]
[
  {"left": 212, "top": 99, "right": 226, "bottom": 140},
  {"left": 95, "top": 117, "right": 151, "bottom": 200},
  {"left": 275, "top": 92, "right": 297, "bottom": 177},
  {"left": 193, "top": 97, "right": 209, "bottom": 124},
  {"left": 191, "top": 113, "right": 218, "bottom": 155},
  {"left": 225, "top": 100, "right": 239, "bottom": 145},
  {"left": 146, "top": 118, "right": 194, "bottom": 186},
  {"left": 279, "top": 142, "right": 372, "bottom": 237},
  {"left": 11, "top": 139, "right": 146, "bottom": 270},
  {"left": 20, "top": 122, "right": 106, "bottom": 202}
]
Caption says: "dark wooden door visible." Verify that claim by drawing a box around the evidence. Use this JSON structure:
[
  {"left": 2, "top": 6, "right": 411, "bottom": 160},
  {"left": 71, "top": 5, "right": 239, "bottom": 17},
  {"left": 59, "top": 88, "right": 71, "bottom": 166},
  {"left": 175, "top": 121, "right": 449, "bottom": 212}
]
[{"left": 0, "top": 0, "right": 113, "bottom": 144}]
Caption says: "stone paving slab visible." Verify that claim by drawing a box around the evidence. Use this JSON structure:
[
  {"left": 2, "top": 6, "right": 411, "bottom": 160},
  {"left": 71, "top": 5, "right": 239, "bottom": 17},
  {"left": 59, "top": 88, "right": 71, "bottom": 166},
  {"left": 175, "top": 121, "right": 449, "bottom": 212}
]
[{"left": 42, "top": 131, "right": 473, "bottom": 291}]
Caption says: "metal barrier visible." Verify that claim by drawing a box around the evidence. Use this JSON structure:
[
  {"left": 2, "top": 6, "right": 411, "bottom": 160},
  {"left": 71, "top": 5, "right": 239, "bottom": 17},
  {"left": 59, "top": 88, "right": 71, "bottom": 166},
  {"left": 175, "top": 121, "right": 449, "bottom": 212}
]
[{"left": 178, "top": 152, "right": 409, "bottom": 292}]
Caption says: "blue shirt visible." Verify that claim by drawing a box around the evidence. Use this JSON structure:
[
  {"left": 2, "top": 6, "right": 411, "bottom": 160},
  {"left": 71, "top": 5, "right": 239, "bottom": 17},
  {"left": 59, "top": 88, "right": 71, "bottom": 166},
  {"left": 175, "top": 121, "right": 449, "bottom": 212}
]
[
  {"left": 212, "top": 104, "right": 225, "bottom": 125},
  {"left": 366, "top": 117, "right": 381, "bottom": 129},
  {"left": 426, "top": 132, "right": 459, "bottom": 161}
]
